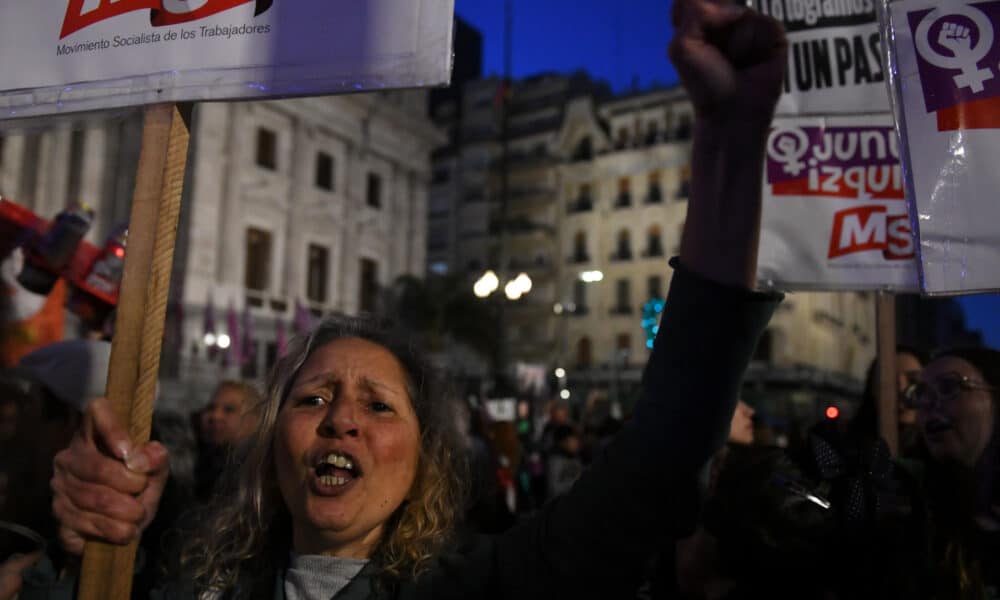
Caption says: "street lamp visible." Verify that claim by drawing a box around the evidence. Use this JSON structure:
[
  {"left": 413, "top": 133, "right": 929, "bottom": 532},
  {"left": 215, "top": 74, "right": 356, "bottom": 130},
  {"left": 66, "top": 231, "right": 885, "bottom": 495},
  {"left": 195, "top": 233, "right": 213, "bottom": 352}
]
[
  {"left": 554, "top": 367, "right": 566, "bottom": 379},
  {"left": 580, "top": 270, "right": 604, "bottom": 283},
  {"left": 474, "top": 270, "right": 532, "bottom": 301},
  {"left": 473, "top": 270, "right": 500, "bottom": 298},
  {"left": 216, "top": 333, "right": 231, "bottom": 349}
]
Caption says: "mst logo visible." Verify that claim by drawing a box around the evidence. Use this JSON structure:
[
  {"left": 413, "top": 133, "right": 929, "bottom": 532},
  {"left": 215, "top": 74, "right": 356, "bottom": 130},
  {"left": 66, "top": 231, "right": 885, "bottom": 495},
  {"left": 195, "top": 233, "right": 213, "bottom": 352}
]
[
  {"left": 61, "top": 0, "right": 274, "bottom": 39},
  {"left": 828, "top": 205, "right": 914, "bottom": 260}
]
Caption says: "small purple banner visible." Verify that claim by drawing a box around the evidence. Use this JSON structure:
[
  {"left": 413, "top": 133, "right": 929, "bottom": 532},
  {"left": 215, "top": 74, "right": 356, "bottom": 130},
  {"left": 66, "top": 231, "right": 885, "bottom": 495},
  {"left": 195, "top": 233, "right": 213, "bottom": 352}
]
[
  {"left": 765, "top": 125, "right": 903, "bottom": 200},
  {"left": 907, "top": 1, "right": 1000, "bottom": 113}
]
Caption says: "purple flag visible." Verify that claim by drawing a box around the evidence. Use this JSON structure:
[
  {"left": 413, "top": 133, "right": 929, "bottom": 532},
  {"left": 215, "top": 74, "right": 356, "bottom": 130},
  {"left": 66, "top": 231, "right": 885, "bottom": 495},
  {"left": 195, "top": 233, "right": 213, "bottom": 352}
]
[
  {"left": 241, "top": 302, "right": 255, "bottom": 366},
  {"left": 203, "top": 295, "right": 216, "bottom": 359},
  {"left": 293, "top": 298, "right": 314, "bottom": 336},
  {"left": 276, "top": 317, "right": 288, "bottom": 358},
  {"left": 224, "top": 302, "right": 241, "bottom": 368}
]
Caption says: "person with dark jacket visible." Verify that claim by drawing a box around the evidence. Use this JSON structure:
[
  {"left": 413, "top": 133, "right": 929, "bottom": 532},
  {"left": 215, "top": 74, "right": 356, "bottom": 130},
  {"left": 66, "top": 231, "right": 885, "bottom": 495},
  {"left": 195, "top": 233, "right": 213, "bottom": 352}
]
[{"left": 41, "top": 2, "right": 787, "bottom": 597}]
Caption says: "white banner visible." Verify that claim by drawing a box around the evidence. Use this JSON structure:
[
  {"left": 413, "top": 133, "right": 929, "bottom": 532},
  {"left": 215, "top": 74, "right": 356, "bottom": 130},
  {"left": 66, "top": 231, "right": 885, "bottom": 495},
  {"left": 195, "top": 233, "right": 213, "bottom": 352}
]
[
  {"left": 749, "top": 0, "right": 892, "bottom": 115},
  {"left": 757, "top": 115, "right": 920, "bottom": 291},
  {"left": 0, "top": 0, "right": 454, "bottom": 119},
  {"left": 886, "top": 0, "right": 1000, "bottom": 294}
]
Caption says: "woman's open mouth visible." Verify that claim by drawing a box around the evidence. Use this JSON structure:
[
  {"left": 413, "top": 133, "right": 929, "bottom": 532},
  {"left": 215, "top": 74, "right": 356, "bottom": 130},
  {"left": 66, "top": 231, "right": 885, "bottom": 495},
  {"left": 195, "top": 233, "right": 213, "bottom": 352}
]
[{"left": 311, "top": 451, "right": 361, "bottom": 494}]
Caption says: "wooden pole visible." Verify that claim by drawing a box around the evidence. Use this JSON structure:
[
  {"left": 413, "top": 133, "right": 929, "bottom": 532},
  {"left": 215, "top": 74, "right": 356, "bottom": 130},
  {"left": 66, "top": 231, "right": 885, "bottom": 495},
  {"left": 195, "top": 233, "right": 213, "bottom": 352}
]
[
  {"left": 876, "top": 292, "right": 899, "bottom": 456},
  {"left": 78, "top": 104, "right": 190, "bottom": 600}
]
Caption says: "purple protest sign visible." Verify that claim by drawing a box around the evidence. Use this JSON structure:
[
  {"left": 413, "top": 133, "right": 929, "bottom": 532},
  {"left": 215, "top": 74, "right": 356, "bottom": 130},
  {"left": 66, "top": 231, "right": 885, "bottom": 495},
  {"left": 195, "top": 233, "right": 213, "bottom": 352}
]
[
  {"left": 765, "top": 125, "right": 902, "bottom": 200},
  {"left": 907, "top": 1, "right": 1000, "bottom": 113}
]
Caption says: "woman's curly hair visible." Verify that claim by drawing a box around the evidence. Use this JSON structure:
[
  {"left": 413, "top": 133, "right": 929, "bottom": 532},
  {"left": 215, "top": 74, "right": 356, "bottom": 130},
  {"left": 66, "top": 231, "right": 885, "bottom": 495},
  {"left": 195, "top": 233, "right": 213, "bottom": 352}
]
[{"left": 177, "top": 315, "right": 468, "bottom": 594}]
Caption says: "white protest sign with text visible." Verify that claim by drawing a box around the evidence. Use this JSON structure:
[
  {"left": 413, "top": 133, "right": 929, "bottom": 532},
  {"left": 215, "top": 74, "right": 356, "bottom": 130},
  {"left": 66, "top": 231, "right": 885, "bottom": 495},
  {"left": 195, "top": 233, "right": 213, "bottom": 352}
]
[
  {"left": 0, "top": 0, "right": 454, "bottom": 118},
  {"left": 757, "top": 115, "right": 919, "bottom": 291},
  {"left": 886, "top": 0, "right": 1000, "bottom": 294},
  {"left": 751, "top": 0, "right": 891, "bottom": 114}
]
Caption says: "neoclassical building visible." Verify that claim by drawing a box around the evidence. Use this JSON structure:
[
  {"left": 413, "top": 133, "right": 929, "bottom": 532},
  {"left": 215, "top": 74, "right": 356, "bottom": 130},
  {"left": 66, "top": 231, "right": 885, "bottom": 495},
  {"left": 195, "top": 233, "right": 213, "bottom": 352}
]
[{"left": 0, "top": 90, "right": 442, "bottom": 412}]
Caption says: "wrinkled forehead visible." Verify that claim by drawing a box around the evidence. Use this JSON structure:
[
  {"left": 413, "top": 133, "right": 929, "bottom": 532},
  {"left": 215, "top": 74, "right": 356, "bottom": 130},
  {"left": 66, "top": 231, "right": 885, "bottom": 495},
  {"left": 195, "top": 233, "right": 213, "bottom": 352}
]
[{"left": 290, "top": 337, "right": 417, "bottom": 403}]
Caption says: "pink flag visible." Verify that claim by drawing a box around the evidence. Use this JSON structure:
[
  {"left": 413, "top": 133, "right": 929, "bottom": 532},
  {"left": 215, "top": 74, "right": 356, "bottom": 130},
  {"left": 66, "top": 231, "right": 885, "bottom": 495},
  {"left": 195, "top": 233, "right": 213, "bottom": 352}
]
[{"left": 276, "top": 317, "right": 288, "bottom": 358}]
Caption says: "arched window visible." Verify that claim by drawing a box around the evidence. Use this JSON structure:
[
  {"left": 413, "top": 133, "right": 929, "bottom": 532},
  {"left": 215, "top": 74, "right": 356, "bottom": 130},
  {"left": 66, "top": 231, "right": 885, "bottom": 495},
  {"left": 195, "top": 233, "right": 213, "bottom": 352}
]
[
  {"left": 646, "top": 171, "right": 663, "bottom": 204},
  {"left": 646, "top": 225, "right": 664, "bottom": 257},
  {"left": 677, "top": 165, "right": 691, "bottom": 199},
  {"left": 645, "top": 121, "right": 660, "bottom": 146},
  {"left": 615, "top": 229, "right": 632, "bottom": 260},
  {"left": 616, "top": 128, "right": 629, "bottom": 150},
  {"left": 616, "top": 177, "right": 631, "bottom": 208},
  {"left": 573, "top": 136, "right": 593, "bottom": 162},
  {"left": 573, "top": 231, "right": 588, "bottom": 263},
  {"left": 576, "top": 337, "right": 593, "bottom": 368}
]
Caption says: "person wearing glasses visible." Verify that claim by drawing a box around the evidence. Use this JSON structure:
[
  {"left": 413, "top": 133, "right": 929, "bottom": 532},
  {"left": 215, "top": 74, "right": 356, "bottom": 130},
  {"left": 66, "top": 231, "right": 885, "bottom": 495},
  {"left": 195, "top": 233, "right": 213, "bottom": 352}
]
[{"left": 903, "top": 347, "right": 1000, "bottom": 598}]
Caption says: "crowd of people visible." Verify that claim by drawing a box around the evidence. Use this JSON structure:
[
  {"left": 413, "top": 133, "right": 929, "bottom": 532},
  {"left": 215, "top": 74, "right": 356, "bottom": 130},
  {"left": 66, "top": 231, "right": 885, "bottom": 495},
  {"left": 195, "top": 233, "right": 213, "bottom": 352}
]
[{"left": 0, "top": 1, "right": 997, "bottom": 597}]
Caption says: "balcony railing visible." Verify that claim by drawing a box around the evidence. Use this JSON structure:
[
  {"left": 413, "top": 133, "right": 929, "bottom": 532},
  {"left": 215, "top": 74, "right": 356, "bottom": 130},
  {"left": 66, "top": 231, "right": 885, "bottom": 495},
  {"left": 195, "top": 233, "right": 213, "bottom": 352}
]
[
  {"left": 614, "top": 193, "right": 632, "bottom": 209},
  {"left": 567, "top": 251, "right": 591, "bottom": 264},
  {"left": 609, "top": 249, "right": 633, "bottom": 262},
  {"left": 567, "top": 198, "right": 593, "bottom": 214}
]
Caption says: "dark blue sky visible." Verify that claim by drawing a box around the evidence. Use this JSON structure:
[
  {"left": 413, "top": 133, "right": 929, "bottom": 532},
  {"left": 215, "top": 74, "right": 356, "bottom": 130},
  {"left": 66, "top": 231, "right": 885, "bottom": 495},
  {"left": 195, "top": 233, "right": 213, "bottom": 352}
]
[
  {"left": 454, "top": 0, "right": 677, "bottom": 93},
  {"left": 454, "top": 0, "right": 1000, "bottom": 350}
]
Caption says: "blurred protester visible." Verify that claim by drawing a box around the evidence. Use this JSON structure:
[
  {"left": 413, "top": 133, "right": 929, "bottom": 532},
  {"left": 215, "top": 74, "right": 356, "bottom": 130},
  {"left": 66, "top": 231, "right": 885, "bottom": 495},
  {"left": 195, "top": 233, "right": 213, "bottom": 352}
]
[
  {"left": 193, "top": 380, "right": 261, "bottom": 501},
  {"left": 851, "top": 346, "right": 928, "bottom": 459},
  {"left": 0, "top": 341, "right": 101, "bottom": 543},
  {"left": 727, "top": 400, "right": 755, "bottom": 446},
  {"left": 906, "top": 347, "right": 1000, "bottom": 597},
  {"left": 674, "top": 422, "right": 929, "bottom": 599},
  {"left": 545, "top": 424, "right": 584, "bottom": 499}
]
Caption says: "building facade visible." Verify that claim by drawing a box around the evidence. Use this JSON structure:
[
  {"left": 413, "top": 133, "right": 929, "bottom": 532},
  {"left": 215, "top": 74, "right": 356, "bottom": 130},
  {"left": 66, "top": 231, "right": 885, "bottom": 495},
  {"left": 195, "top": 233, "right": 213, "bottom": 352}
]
[
  {"left": 0, "top": 90, "right": 442, "bottom": 413},
  {"left": 429, "top": 79, "right": 877, "bottom": 411}
]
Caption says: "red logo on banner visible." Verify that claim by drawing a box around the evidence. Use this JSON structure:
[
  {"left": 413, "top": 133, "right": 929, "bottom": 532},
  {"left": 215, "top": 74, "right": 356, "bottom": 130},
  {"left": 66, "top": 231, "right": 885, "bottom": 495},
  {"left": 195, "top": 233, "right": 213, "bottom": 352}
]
[
  {"left": 60, "top": 0, "right": 273, "bottom": 39},
  {"left": 828, "top": 205, "right": 915, "bottom": 260}
]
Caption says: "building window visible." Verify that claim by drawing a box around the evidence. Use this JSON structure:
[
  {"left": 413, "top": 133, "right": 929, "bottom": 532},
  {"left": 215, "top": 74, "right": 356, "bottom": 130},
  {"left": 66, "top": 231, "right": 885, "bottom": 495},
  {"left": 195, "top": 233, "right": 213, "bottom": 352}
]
[
  {"left": 570, "top": 184, "right": 592, "bottom": 213},
  {"left": 315, "top": 152, "right": 334, "bottom": 191},
  {"left": 616, "top": 333, "right": 631, "bottom": 365},
  {"left": 573, "top": 279, "right": 588, "bottom": 314},
  {"left": 677, "top": 166, "right": 691, "bottom": 199},
  {"left": 615, "top": 178, "right": 631, "bottom": 208},
  {"left": 359, "top": 258, "right": 378, "bottom": 313},
  {"left": 614, "top": 279, "right": 631, "bottom": 314},
  {"left": 306, "top": 244, "right": 329, "bottom": 304},
  {"left": 255, "top": 128, "right": 277, "bottom": 170},
  {"left": 245, "top": 227, "right": 272, "bottom": 294},
  {"left": 615, "top": 128, "right": 629, "bottom": 150},
  {"left": 647, "top": 275, "right": 663, "bottom": 300},
  {"left": 613, "top": 229, "right": 632, "bottom": 261},
  {"left": 572, "top": 231, "right": 589, "bottom": 263},
  {"left": 572, "top": 136, "right": 593, "bottom": 162},
  {"left": 676, "top": 115, "right": 692, "bottom": 140},
  {"left": 366, "top": 172, "right": 382, "bottom": 209},
  {"left": 576, "top": 337, "right": 592, "bottom": 368},
  {"left": 645, "top": 122, "right": 660, "bottom": 146},
  {"left": 645, "top": 225, "right": 664, "bottom": 257},
  {"left": 646, "top": 171, "right": 663, "bottom": 204}
]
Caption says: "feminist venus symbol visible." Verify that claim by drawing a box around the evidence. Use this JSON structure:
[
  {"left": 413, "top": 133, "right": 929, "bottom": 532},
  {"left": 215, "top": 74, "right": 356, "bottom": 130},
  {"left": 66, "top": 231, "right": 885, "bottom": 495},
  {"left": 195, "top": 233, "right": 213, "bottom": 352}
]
[
  {"left": 767, "top": 127, "right": 810, "bottom": 176},
  {"left": 915, "top": 4, "right": 995, "bottom": 93}
]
